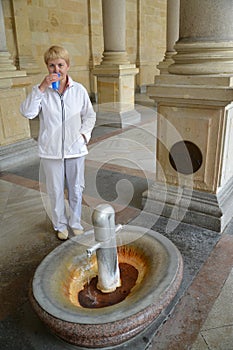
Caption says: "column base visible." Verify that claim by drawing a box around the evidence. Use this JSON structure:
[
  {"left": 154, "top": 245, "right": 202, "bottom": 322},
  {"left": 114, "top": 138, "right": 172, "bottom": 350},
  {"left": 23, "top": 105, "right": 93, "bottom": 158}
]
[
  {"left": 0, "top": 139, "right": 38, "bottom": 171},
  {"left": 16, "top": 55, "right": 41, "bottom": 75},
  {"left": 0, "top": 52, "right": 16, "bottom": 72},
  {"left": 100, "top": 51, "right": 130, "bottom": 65},
  {"left": 0, "top": 70, "right": 27, "bottom": 88},
  {"left": 142, "top": 179, "right": 233, "bottom": 233},
  {"left": 169, "top": 41, "right": 233, "bottom": 75},
  {"left": 96, "top": 109, "right": 141, "bottom": 128},
  {"left": 157, "top": 51, "right": 176, "bottom": 75}
]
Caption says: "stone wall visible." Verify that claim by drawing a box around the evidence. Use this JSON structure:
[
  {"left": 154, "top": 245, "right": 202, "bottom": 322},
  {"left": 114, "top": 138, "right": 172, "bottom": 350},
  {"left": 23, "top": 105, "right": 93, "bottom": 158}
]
[{"left": 3, "top": 0, "right": 166, "bottom": 93}]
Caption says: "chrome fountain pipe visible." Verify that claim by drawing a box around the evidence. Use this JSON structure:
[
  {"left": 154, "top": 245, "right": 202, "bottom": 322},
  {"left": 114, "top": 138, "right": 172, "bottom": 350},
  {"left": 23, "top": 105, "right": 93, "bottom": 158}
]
[
  {"left": 91, "top": 204, "right": 121, "bottom": 293},
  {"left": 86, "top": 224, "right": 122, "bottom": 258}
]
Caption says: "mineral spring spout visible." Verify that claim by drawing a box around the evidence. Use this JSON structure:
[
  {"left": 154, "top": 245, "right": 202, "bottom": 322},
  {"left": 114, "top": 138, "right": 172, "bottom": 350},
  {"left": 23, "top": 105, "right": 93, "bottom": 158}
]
[{"left": 91, "top": 204, "right": 121, "bottom": 293}]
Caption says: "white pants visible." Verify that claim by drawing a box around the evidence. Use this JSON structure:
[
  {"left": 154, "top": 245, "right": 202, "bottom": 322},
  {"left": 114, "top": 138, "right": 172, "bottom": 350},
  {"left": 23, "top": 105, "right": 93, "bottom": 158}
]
[{"left": 41, "top": 157, "right": 85, "bottom": 231}]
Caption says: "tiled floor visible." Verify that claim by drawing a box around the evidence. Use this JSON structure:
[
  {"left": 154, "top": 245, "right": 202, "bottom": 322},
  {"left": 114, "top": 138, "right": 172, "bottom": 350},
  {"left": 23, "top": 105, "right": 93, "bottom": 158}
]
[
  {"left": 192, "top": 267, "right": 233, "bottom": 350},
  {"left": 1, "top": 95, "right": 233, "bottom": 349}
]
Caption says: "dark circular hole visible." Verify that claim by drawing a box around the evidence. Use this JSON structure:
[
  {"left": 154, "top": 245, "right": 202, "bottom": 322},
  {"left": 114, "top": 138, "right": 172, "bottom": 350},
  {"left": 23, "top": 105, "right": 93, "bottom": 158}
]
[{"left": 169, "top": 140, "right": 202, "bottom": 175}]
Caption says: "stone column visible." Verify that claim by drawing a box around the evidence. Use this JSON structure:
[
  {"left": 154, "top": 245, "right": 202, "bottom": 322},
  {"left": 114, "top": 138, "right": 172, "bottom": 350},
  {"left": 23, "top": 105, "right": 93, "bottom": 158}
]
[
  {"left": 0, "top": 0, "right": 21, "bottom": 89},
  {"left": 157, "top": 0, "right": 180, "bottom": 74},
  {"left": 145, "top": 0, "right": 233, "bottom": 232},
  {"left": 11, "top": 0, "right": 40, "bottom": 74},
  {"left": 0, "top": 0, "right": 16, "bottom": 74},
  {"left": 101, "top": 0, "right": 130, "bottom": 65},
  {"left": 0, "top": 0, "right": 37, "bottom": 169},
  {"left": 169, "top": 0, "right": 233, "bottom": 75},
  {"left": 93, "top": 0, "right": 139, "bottom": 128}
]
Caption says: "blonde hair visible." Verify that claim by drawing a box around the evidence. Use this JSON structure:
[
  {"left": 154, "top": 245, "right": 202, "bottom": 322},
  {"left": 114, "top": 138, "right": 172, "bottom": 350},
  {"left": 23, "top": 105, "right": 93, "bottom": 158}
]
[{"left": 44, "top": 45, "right": 70, "bottom": 66}]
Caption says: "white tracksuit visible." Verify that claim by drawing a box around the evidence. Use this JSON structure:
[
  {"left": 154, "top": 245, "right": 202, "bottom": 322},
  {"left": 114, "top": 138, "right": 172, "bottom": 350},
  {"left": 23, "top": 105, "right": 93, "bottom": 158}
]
[{"left": 20, "top": 77, "right": 96, "bottom": 231}]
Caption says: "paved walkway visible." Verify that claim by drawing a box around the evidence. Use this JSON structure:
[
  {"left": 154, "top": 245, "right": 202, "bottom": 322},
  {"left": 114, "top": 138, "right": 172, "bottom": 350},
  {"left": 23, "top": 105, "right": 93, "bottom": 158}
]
[{"left": 0, "top": 95, "right": 233, "bottom": 349}]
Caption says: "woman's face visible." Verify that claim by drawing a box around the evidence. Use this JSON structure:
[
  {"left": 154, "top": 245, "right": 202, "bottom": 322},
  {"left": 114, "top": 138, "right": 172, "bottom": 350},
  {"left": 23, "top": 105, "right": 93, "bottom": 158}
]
[{"left": 47, "top": 58, "right": 70, "bottom": 81}]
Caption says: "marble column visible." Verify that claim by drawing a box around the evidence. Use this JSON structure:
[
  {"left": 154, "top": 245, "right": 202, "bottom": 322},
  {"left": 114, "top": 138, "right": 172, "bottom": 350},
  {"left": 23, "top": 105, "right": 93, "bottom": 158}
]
[
  {"left": 157, "top": 0, "right": 180, "bottom": 74},
  {"left": 93, "top": 0, "right": 139, "bottom": 128},
  {"left": 145, "top": 0, "right": 233, "bottom": 232}
]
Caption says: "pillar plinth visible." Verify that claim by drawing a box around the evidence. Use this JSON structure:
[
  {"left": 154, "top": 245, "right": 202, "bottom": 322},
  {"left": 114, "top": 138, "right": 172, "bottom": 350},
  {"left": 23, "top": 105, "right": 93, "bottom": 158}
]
[
  {"left": 0, "top": 87, "right": 30, "bottom": 144},
  {"left": 145, "top": 74, "right": 233, "bottom": 232},
  {"left": 93, "top": 64, "right": 140, "bottom": 127},
  {"left": 145, "top": 0, "right": 233, "bottom": 232}
]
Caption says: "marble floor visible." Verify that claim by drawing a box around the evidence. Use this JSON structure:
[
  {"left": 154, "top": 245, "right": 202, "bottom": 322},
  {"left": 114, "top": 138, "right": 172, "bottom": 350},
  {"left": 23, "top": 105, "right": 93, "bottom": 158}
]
[{"left": 0, "top": 95, "right": 233, "bottom": 349}]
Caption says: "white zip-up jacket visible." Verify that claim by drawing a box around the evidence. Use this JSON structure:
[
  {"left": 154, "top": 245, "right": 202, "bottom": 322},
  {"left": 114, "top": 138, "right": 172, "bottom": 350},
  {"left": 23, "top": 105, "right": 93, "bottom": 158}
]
[{"left": 20, "top": 77, "right": 96, "bottom": 159}]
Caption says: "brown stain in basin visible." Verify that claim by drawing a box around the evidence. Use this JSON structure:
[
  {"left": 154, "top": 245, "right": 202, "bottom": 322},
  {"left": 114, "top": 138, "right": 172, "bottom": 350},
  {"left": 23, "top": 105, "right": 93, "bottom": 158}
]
[{"left": 78, "top": 263, "right": 138, "bottom": 308}]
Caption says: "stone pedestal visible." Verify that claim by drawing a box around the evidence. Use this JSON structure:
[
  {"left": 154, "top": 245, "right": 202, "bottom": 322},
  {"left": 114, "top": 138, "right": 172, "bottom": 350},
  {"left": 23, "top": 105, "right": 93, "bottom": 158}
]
[
  {"left": 0, "top": 80, "right": 38, "bottom": 171},
  {"left": 145, "top": 74, "right": 233, "bottom": 232},
  {"left": 0, "top": 87, "right": 30, "bottom": 146},
  {"left": 93, "top": 64, "right": 140, "bottom": 127},
  {"left": 0, "top": 65, "right": 38, "bottom": 171}
]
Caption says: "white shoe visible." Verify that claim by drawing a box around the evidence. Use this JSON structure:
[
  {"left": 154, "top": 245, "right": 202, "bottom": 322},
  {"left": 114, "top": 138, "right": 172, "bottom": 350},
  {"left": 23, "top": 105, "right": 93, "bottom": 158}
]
[
  {"left": 57, "top": 229, "right": 69, "bottom": 240},
  {"left": 73, "top": 228, "right": 84, "bottom": 236}
]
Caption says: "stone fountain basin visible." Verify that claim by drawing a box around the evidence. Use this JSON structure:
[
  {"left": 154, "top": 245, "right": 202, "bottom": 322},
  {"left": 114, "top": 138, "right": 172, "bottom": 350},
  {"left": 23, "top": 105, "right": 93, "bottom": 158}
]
[{"left": 30, "top": 225, "right": 183, "bottom": 348}]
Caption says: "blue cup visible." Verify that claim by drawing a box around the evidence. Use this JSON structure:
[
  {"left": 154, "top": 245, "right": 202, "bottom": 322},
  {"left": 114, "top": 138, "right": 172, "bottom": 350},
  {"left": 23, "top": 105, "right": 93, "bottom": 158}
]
[{"left": 52, "top": 73, "right": 60, "bottom": 90}]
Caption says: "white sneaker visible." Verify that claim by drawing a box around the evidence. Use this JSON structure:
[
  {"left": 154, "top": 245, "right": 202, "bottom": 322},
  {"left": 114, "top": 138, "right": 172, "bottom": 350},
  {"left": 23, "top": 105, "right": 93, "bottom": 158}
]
[
  {"left": 57, "top": 229, "right": 69, "bottom": 240},
  {"left": 73, "top": 228, "right": 84, "bottom": 236}
]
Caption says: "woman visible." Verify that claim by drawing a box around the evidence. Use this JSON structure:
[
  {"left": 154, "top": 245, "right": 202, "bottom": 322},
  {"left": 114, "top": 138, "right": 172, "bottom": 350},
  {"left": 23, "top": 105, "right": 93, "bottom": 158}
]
[{"left": 20, "top": 45, "right": 96, "bottom": 240}]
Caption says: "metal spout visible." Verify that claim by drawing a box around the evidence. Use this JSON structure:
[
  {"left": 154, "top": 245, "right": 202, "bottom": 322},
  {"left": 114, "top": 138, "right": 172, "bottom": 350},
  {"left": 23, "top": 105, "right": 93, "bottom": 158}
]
[
  {"left": 86, "top": 224, "right": 123, "bottom": 258},
  {"left": 86, "top": 243, "right": 101, "bottom": 258},
  {"left": 91, "top": 204, "right": 121, "bottom": 293}
]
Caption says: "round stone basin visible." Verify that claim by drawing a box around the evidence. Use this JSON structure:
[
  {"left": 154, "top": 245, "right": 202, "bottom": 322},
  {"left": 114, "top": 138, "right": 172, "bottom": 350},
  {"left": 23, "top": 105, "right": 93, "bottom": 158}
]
[{"left": 30, "top": 225, "right": 183, "bottom": 348}]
